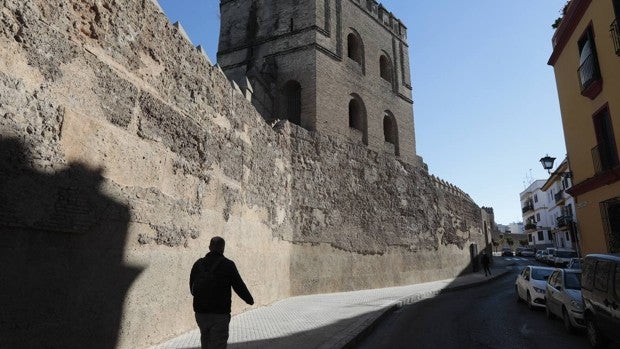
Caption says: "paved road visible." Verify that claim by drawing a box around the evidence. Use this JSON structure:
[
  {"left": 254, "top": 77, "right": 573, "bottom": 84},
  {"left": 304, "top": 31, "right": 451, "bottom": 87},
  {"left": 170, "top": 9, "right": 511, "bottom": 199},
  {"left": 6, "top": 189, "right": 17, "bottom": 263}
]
[{"left": 355, "top": 257, "right": 591, "bottom": 349}]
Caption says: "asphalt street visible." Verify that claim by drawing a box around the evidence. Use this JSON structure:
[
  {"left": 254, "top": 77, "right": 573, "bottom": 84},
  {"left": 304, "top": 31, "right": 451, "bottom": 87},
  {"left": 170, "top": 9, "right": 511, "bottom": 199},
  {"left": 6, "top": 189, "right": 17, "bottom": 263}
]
[{"left": 355, "top": 257, "right": 592, "bottom": 349}]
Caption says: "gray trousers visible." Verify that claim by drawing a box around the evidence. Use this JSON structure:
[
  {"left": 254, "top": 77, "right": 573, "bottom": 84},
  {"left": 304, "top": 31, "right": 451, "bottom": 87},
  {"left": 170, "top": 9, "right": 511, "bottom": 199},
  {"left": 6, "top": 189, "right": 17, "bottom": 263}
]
[{"left": 195, "top": 313, "right": 231, "bottom": 349}]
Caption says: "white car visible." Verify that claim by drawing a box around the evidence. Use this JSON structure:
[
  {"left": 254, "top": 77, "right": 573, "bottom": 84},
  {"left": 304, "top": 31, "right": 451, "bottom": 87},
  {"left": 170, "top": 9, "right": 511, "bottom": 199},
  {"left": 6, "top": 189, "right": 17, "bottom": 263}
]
[
  {"left": 521, "top": 248, "right": 535, "bottom": 257},
  {"left": 515, "top": 265, "right": 555, "bottom": 309},
  {"left": 544, "top": 248, "right": 557, "bottom": 265},
  {"left": 545, "top": 268, "right": 585, "bottom": 333},
  {"left": 552, "top": 249, "right": 578, "bottom": 267}
]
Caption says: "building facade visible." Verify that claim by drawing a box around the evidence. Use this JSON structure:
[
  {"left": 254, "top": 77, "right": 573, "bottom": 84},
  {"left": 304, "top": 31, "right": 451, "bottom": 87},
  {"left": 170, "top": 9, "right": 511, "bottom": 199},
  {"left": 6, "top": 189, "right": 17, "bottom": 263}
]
[
  {"left": 508, "top": 222, "right": 525, "bottom": 235},
  {"left": 548, "top": 0, "right": 620, "bottom": 254},
  {"left": 521, "top": 180, "right": 555, "bottom": 249},
  {"left": 541, "top": 158, "right": 579, "bottom": 252},
  {"left": 217, "top": 0, "right": 420, "bottom": 165}
]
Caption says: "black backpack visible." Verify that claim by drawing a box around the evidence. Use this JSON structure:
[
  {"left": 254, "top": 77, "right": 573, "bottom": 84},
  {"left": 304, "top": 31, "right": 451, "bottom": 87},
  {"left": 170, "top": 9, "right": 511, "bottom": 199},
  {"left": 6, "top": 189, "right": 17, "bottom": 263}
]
[{"left": 191, "top": 256, "right": 224, "bottom": 298}]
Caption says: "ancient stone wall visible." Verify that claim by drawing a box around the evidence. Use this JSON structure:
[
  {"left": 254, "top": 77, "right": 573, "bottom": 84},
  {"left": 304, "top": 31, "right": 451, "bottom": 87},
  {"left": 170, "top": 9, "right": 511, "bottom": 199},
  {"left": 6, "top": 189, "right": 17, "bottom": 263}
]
[{"left": 0, "top": 0, "right": 485, "bottom": 348}]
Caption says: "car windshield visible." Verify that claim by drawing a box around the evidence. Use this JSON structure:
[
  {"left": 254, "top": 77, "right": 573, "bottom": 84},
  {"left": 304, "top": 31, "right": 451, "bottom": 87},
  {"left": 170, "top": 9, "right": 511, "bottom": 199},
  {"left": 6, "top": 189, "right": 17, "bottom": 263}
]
[
  {"left": 531, "top": 268, "right": 553, "bottom": 281},
  {"left": 556, "top": 251, "right": 578, "bottom": 258},
  {"left": 571, "top": 261, "right": 581, "bottom": 268},
  {"left": 565, "top": 272, "right": 581, "bottom": 290}
]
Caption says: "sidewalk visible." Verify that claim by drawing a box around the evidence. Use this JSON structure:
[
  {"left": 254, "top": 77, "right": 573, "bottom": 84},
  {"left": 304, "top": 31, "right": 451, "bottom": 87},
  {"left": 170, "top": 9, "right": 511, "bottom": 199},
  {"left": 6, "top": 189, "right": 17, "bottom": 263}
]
[{"left": 151, "top": 264, "right": 510, "bottom": 349}]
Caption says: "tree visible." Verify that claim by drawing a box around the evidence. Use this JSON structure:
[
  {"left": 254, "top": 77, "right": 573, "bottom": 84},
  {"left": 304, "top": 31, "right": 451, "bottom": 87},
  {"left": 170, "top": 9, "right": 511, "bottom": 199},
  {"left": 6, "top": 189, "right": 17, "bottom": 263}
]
[
  {"left": 519, "top": 239, "right": 529, "bottom": 247},
  {"left": 506, "top": 237, "right": 514, "bottom": 248},
  {"left": 492, "top": 239, "right": 499, "bottom": 252}
]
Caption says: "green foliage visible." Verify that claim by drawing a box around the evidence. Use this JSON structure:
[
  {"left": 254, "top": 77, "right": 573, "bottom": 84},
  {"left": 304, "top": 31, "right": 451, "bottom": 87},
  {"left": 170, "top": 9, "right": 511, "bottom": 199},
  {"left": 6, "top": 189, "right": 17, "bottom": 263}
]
[{"left": 552, "top": 1, "right": 571, "bottom": 29}]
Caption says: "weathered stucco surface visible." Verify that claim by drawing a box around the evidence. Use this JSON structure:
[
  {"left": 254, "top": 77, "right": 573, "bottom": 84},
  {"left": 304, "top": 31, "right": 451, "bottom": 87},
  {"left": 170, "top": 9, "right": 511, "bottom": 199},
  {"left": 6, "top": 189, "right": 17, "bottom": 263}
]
[{"left": 0, "top": 1, "right": 485, "bottom": 348}]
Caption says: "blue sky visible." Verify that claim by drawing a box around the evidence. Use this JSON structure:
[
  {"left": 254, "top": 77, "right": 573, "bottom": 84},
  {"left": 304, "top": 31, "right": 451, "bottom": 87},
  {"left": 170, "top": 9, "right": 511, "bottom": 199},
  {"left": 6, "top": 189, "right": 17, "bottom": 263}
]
[{"left": 157, "top": 0, "right": 568, "bottom": 225}]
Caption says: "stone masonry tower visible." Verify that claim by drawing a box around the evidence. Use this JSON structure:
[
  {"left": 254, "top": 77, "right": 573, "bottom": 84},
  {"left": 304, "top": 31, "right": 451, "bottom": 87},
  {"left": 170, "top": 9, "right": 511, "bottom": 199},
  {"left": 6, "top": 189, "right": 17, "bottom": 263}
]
[{"left": 218, "top": 0, "right": 419, "bottom": 165}]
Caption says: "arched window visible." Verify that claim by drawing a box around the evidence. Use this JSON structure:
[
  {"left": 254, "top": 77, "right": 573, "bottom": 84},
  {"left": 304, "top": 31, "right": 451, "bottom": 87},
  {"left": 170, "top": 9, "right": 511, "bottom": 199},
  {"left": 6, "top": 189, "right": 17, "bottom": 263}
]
[
  {"left": 348, "top": 94, "right": 368, "bottom": 145},
  {"left": 383, "top": 111, "right": 399, "bottom": 155},
  {"left": 282, "top": 80, "right": 302, "bottom": 126},
  {"left": 347, "top": 32, "right": 364, "bottom": 66},
  {"left": 349, "top": 100, "right": 362, "bottom": 131},
  {"left": 380, "top": 54, "right": 392, "bottom": 83}
]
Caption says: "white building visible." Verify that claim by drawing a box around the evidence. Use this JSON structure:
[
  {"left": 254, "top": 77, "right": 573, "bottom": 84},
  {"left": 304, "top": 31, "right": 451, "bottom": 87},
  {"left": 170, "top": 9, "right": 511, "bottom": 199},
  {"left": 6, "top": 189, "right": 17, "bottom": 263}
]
[
  {"left": 541, "top": 158, "right": 578, "bottom": 252},
  {"left": 496, "top": 224, "right": 509, "bottom": 233},
  {"left": 520, "top": 180, "right": 554, "bottom": 248},
  {"left": 508, "top": 222, "right": 524, "bottom": 235}
]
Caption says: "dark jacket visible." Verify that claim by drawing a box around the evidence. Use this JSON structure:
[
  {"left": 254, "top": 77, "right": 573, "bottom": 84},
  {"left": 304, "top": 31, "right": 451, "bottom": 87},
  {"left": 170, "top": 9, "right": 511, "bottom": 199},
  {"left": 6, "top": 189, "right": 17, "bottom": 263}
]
[
  {"left": 189, "top": 251, "right": 254, "bottom": 314},
  {"left": 481, "top": 253, "right": 490, "bottom": 266}
]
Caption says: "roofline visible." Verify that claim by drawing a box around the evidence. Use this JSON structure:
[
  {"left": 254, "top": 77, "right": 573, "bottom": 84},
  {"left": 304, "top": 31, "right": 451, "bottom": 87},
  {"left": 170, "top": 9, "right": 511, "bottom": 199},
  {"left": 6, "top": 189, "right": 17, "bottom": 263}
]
[
  {"left": 541, "top": 158, "right": 569, "bottom": 191},
  {"left": 548, "top": 0, "right": 592, "bottom": 66}
]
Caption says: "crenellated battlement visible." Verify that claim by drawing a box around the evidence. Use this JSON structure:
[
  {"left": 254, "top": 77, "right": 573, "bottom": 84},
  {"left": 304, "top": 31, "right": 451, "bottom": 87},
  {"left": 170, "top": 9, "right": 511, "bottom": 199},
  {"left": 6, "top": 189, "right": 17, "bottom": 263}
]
[
  {"left": 349, "top": 0, "right": 408, "bottom": 40},
  {"left": 430, "top": 175, "right": 474, "bottom": 202}
]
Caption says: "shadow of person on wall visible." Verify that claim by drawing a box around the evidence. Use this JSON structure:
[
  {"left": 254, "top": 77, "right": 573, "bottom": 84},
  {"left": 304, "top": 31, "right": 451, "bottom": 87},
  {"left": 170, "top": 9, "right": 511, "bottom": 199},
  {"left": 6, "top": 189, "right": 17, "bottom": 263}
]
[{"left": 0, "top": 137, "right": 141, "bottom": 348}]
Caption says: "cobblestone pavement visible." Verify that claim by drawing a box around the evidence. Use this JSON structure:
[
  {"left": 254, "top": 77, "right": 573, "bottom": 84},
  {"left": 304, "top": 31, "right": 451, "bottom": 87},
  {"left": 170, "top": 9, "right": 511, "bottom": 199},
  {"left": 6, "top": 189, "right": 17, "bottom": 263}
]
[{"left": 151, "top": 264, "right": 510, "bottom": 349}]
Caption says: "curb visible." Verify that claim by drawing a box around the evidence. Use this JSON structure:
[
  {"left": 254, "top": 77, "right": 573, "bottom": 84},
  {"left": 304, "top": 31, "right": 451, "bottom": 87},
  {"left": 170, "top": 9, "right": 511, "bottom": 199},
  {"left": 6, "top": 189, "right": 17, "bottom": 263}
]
[
  {"left": 439, "top": 269, "right": 511, "bottom": 294},
  {"left": 338, "top": 289, "right": 442, "bottom": 349},
  {"left": 339, "top": 268, "right": 511, "bottom": 348}
]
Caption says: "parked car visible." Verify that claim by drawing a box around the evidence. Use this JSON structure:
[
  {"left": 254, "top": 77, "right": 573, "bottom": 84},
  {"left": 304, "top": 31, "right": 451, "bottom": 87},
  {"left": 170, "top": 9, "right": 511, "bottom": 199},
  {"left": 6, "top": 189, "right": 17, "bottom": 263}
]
[
  {"left": 545, "top": 268, "right": 584, "bottom": 333},
  {"left": 545, "top": 247, "right": 557, "bottom": 265},
  {"left": 516, "top": 247, "right": 524, "bottom": 256},
  {"left": 502, "top": 248, "right": 514, "bottom": 256},
  {"left": 536, "top": 250, "right": 548, "bottom": 262},
  {"left": 521, "top": 248, "right": 536, "bottom": 257},
  {"left": 553, "top": 249, "right": 579, "bottom": 267},
  {"left": 581, "top": 254, "right": 620, "bottom": 348},
  {"left": 567, "top": 258, "right": 583, "bottom": 270},
  {"left": 515, "top": 265, "right": 555, "bottom": 309},
  {"left": 535, "top": 250, "right": 543, "bottom": 261}
]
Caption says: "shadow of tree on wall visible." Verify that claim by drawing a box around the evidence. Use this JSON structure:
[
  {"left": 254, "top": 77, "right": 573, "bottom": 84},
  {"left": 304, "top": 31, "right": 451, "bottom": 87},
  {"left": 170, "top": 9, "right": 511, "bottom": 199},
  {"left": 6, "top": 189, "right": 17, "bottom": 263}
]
[{"left": 0, "top": 137, "right": 141, "bottom": 348}]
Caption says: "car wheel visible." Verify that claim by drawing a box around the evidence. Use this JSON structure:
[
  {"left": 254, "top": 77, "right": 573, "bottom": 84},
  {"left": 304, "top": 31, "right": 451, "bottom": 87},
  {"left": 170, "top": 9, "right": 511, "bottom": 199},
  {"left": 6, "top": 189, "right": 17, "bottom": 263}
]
[
  {"left": 546, "top": 304, "right": 554, "bottom": 319},
  {"left": 527, "top": 292, "right": 534, "bottom": 310},
  {"left": 562, "top": 308, "right": 573, "bottom": 334},
  {"left": 586, "top": 316, "right": 608, "bottom": 348}
]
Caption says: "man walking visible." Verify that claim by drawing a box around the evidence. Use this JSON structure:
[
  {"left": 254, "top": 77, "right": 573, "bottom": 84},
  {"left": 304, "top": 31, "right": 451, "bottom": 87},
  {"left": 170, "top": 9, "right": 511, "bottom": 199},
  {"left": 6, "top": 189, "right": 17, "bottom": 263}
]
[
  {"left": 190, "top": 237, "right": 254, "bottom": 349},
  {"left": 481, "top": 251, "right": 491, "bottom": 277}
]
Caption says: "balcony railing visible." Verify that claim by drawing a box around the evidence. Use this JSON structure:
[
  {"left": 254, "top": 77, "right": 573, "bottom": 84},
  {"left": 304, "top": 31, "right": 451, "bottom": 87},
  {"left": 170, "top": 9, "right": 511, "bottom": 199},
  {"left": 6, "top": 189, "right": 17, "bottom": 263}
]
[
  {"left": 612, "top": 19, "right": 620, "bottom": 56},
  {"left": 525, "top": 223, "right": 537, "bottom": 230},
  {"left": 556, "top": 215, "right": 572, "bottom": 229},
  {"left": 592, "top": 144, "right": 620, "bottom": 174},
  {"left": 578, "top": 53, "right": 601, "bottom": 92},
  {"left": 555, "top": 190, "right": 564, "bottom": 204},
  {"left": 522, "top": 204, "right": 534, "bottom": 214}
]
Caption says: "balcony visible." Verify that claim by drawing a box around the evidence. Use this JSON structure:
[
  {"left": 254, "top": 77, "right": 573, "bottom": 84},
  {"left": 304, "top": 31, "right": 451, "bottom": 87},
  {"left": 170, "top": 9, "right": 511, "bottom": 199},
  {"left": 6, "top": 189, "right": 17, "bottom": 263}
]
[
  {"left": 578, "top": 53, "right": 602, "bottom": 99},
  {"left": 556, "top": 215, "right": 572, "bottom": 229},
  {"left": 522, "top": 204, "right": 534, "bottom": 214},
  {"left": 612, "top": 19, "right": 620, "bottom": 56},
  {"left": 525, "top": 223, "right": 537, "bottom": 231},
  {"left": 592, "top": 144, "right": 620, "bottom": 174},
  {"left": 554, "top": 190, "right": 564, "bottom": 204}
]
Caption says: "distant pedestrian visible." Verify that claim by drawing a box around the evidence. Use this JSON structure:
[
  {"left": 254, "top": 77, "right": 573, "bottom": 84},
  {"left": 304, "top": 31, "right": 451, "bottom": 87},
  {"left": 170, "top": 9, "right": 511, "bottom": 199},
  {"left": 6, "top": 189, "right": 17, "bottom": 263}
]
[
  {"left": 481, "top": 251, "right": 491, "bottom": 277},
  {"left": 190, "top": 237, "right": 254, "bottom": 349}
]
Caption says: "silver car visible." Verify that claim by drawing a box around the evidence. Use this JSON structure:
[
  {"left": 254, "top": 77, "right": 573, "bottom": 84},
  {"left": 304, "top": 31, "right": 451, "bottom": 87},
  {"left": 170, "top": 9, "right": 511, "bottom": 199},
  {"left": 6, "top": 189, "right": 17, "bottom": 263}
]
[
  {"left": 545, "top": 268, "right": 585, "bottom": 333},
  {"left": 521, "top": 248, "right": 535, "bottom": 257}
]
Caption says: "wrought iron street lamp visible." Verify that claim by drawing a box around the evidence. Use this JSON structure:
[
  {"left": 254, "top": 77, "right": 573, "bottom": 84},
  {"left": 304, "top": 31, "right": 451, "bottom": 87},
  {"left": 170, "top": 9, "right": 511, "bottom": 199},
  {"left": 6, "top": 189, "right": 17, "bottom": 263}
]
[{"left": 539, "top": 155, "right": 556, "bottom": 173}]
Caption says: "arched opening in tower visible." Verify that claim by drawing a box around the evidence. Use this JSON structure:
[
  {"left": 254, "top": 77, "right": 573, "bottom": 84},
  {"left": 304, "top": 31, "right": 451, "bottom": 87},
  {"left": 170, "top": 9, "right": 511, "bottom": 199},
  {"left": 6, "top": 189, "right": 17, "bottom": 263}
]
[
  {"left": 383, "top": 111, "right": 399, "bottom": 156},
  {"left": 380, "top": 54, "right": 393, "bottom": 83},
  {"left": 282, "top": 80, "right": 302, "bottom": 126}
]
